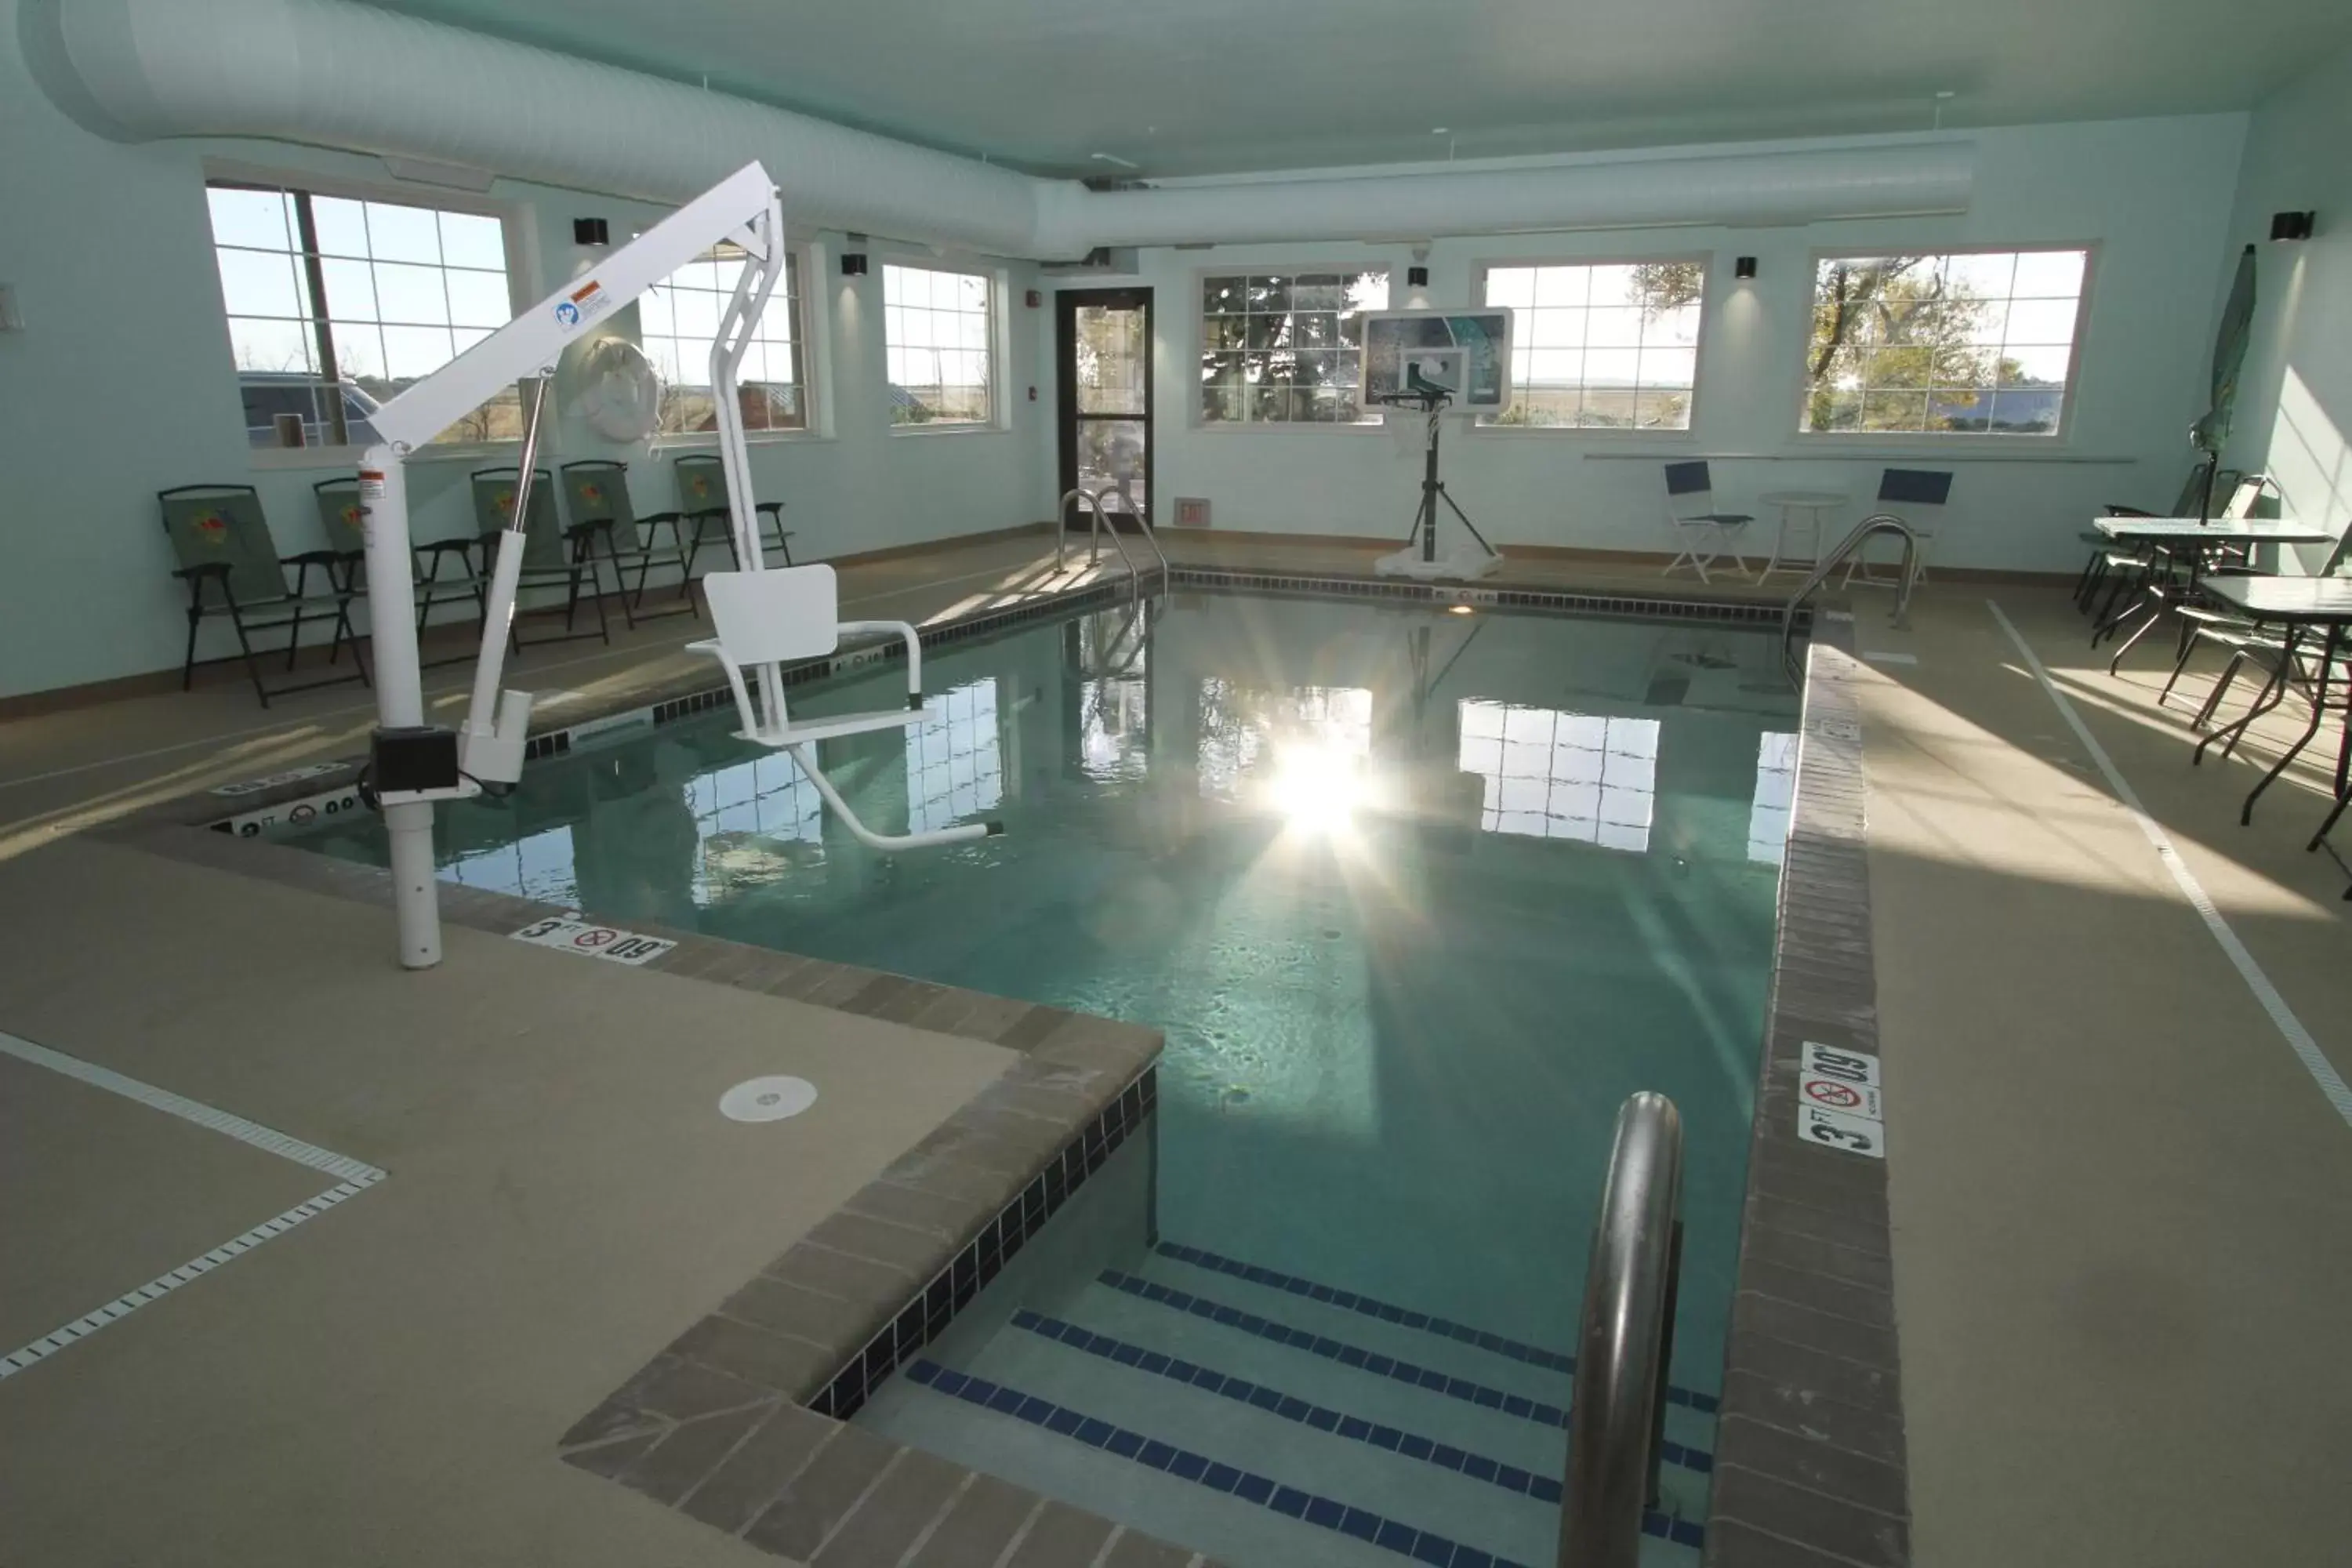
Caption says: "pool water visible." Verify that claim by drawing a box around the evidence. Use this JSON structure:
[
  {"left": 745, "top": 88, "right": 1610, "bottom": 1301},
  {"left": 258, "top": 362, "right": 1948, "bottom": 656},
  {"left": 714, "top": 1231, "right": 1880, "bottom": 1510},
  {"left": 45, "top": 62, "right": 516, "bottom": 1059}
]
[{"left": 297, "top": 590, "right": 1798, "bottom": 1563}]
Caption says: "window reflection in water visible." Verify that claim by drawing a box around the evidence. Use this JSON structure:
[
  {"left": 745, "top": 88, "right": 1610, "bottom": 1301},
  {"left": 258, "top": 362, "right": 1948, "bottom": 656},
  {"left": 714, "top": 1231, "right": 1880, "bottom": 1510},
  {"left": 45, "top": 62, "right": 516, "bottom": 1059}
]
[
  {"left": 1748, "top": 732, "right": 1798, "bottom": 865},
  {"left": 1456, "top": 699, "right": 1659, "bottom": 852},
  {"left": 907, "top": 679, "right": 1003, "bottom": 835}
]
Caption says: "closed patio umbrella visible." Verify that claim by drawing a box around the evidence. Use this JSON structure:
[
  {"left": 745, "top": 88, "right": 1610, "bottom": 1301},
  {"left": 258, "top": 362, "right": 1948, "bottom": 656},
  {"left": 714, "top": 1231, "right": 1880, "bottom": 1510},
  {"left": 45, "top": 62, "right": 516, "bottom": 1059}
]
[{"left": 2191, "top": 242, "right": 2257, "bottom": 522}]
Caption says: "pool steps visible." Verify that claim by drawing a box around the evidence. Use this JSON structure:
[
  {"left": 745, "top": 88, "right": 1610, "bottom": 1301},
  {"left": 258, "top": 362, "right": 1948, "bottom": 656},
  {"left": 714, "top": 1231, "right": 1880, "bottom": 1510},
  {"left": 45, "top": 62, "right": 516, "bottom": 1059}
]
[{"left": 856, "top": 1242, "right": 1710, "bottom": 1567}]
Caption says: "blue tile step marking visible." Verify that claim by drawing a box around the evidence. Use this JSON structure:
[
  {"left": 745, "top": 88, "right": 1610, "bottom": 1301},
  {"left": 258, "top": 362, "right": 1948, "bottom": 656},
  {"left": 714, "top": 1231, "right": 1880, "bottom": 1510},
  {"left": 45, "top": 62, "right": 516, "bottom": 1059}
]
[
  {"left": 906, "top": 1359, "right": 1708, "bottom": 1561},
  {"left": 1011, "top": 1308, "right": 1715, "bottom": 1486},
  {"left": 1153, "top": 1241, "right": 1720, "bottom": 1415},
  {"left": 1099, "top": 1271, "right": 1718, "bottom": 1474}
]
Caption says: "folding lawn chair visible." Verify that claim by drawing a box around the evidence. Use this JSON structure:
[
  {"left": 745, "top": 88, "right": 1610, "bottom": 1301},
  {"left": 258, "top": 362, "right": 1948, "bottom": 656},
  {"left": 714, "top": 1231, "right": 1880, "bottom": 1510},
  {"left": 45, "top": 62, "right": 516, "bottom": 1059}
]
[
  {"left": 673, "top": 452, "right": 794, "bottom": 575},
  {"left": 158, "top": 484, "right": 368, "bottom": 707},
  {"left": 558, "top": 459, "right": 699, "bottom": 628},
  {"left": 314, "top": 477, "right": 492, "bottom": 664},
  {"left": 468, "top": 466, "right": 611, "bottom": 650}
]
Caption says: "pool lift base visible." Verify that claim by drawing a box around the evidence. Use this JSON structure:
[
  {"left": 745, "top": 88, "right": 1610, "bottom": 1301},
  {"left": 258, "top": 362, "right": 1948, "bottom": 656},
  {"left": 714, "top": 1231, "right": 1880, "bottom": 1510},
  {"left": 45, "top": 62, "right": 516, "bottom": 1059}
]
[{"left": 1375, "top": 387, "right": 1503, "bottom": 583}]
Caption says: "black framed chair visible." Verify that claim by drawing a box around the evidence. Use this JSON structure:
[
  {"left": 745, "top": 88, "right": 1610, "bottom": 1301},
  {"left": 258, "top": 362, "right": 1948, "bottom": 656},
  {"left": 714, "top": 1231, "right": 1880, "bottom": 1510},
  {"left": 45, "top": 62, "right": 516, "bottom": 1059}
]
[
  {"left": 467, "top": 466, "right": 610, "bottom": 651},
  {"left": 558, "top": 459, "right": 699, "bottom": 627},
  {"left": 314, "top": 477, "right": 492, "bottom": 666},
  {"left": 1660, "top": 460, "right": 1751, "bottom": 583},
  {"left": 158, "top": 484, "right": 368, "bottom": 708},
  {"left": 673, "top": 452, "right": 794, "bottom": 575},
  {"left": 1842, "top": 468, "right": 1951, "bottom": 589}
]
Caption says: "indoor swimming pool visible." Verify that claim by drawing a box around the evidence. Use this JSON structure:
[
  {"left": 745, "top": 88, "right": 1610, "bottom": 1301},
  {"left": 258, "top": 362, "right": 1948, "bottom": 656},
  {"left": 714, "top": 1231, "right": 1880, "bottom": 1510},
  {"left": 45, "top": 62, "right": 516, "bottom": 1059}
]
[{"left": 292, "top": 589, "right": 1800, "bottom": 1564}]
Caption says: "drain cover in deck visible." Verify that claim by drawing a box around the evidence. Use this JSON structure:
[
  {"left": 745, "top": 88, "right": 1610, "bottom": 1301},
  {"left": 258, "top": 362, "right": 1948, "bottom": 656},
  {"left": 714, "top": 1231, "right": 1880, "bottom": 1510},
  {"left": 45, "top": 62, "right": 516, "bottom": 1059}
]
[{"left": 720, "top": 1076, "right": 818, "bottom": 1123}]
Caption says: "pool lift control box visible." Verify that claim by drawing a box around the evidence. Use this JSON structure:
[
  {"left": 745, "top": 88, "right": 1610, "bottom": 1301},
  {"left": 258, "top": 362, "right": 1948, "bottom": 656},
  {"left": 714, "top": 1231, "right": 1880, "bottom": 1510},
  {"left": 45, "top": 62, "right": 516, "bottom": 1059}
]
[{"left": 352, "top": 162, "right": 789, "bottom": 971}]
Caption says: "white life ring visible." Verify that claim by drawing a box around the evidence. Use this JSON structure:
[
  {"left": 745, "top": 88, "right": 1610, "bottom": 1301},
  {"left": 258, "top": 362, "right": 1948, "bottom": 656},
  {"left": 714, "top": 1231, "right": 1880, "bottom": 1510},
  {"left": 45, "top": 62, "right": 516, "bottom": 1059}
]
[{"left": 574, "top": 336, "right": 662, "bottom": 443}]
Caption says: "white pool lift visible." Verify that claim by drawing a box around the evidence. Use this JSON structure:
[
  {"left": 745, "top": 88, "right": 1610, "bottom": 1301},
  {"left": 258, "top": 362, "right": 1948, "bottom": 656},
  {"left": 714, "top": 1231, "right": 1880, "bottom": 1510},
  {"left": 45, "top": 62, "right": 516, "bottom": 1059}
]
[{"left": 354, "top": 162, "right": 991, "bottom": 972}]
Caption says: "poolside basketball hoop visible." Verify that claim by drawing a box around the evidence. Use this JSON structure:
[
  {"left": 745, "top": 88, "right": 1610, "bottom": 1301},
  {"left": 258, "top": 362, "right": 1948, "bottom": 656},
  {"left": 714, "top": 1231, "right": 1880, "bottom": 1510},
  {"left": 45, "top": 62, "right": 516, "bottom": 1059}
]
[{"left": 1359, "top": 309, "right": 1515, "bottom": 583}]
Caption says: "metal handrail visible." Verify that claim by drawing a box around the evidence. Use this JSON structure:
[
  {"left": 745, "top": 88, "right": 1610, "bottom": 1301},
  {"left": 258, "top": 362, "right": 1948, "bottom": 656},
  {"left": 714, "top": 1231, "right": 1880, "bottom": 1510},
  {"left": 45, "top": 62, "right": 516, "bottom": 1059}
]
[
  {"left": 1558, "top": 1092, "right": 1684, "bottom": 1568},
  {"left": 1053, "top": 487, "right": 1099, "bottom": 572},
  {"left": 1780, "top": 512, "right": 1920, "bottom": 683}
]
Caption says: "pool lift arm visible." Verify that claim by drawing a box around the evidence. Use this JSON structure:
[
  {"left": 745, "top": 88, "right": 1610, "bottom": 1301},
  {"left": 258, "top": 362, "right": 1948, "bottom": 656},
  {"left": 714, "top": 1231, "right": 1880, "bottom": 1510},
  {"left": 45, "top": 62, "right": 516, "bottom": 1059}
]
[{"left": 355, "top": 162, "right": 987, "bottom": 973}]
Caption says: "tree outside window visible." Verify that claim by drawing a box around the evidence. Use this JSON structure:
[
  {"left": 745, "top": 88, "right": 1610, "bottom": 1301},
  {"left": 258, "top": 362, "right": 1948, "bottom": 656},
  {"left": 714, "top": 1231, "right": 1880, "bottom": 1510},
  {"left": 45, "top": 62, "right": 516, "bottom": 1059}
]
[{"left": 1802, "top": 250, "right": 2088, "bottom": 436}]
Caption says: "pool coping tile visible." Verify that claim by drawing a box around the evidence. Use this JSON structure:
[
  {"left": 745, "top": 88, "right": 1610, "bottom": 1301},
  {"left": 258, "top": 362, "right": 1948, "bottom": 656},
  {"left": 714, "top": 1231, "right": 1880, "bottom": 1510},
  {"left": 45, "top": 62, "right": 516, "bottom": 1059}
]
[{"left": 1708, "top": 620, "right": 1913, "bottom": 1568}]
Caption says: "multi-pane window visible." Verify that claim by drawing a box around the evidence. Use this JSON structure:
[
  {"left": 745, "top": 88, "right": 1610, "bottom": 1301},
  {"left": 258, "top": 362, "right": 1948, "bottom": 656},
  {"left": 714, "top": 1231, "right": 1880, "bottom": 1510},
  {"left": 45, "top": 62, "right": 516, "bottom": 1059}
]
[
  {"left": 1199, "top": 272, "right": 1386, "bottom": 424},
  {"left": 1748, "top": 732, "right": 1799, "bottom": 865},
  {"left": 1479, "top": 262, "right": 1703, "bottom": 429},
  {"left": 641, "top": 246, "right": 807, "bottom": 434},
  {"left": 1457, "top": 701, "right": 1660, "bottom": 853},
  {"left": 907, "top": 680, "right": 1004, "bottom": 833},
  {"left": 1802, "top": 249, "right": 2089, "bottom": 436},
  {"left": 884, "top": 264, "right": 994, "bottom": 425},
  {"left": 204, "top": 182, "right": 517, "bottom": 449}
]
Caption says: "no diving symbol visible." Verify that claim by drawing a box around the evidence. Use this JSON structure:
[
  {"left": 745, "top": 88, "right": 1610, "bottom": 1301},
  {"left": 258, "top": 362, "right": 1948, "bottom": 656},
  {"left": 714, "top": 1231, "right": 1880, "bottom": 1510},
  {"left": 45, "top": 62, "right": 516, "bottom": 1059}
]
[
  {"left": 572, "top": 927, "right": 618, "bottom": 949},
  {"left": 1803, "top": 1077, "right": 1864, "bottom": 1111}
]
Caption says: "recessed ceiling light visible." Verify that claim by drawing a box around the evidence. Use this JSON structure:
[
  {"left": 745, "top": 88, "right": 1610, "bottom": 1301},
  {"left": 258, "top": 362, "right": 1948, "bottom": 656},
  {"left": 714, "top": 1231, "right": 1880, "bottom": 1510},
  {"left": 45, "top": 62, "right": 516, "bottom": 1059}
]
[
  {"left": 1431, "top": 127, "right": 1450, "bottom": 135},
  {"left": 1089, "top": 151, "right": 1138, "bottom": 169}
]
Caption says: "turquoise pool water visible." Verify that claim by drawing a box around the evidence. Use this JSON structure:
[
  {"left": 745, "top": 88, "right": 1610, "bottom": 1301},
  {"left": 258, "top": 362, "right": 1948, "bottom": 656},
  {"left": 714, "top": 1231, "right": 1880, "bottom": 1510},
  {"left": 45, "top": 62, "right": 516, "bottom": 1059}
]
[{"left": 298, "top": 590, "right": 1795, "bottom": 1400}]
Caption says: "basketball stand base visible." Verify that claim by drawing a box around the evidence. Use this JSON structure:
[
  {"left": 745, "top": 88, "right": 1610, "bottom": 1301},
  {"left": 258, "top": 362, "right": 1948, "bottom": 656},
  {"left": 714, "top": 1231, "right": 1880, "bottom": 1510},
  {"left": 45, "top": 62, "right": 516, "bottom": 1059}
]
[{"left": 1375, "top": 546, "right": 1504, "bottom": 581}]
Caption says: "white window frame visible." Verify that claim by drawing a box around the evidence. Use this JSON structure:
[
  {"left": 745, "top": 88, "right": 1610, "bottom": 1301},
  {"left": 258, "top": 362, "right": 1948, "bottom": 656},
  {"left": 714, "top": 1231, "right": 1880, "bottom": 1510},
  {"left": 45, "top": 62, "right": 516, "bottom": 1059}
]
[
  {"left": 1191, "top": 264, "right": 1394, "bottom": 434},
  {"left": 1792, "top": 242, "right": 2099, "bottom": 445},
  {"left": 883, "top": 260, "right": 1004, "bottom": 434},
  {"left": 637, "top": 241, "right": 823, "bottom": 446},
  {"left": 201, "top": 159, "right": 529, "bottom": 470},
  {"left": 1468, "top": 253, "right": 1712, "bottom": 437}
]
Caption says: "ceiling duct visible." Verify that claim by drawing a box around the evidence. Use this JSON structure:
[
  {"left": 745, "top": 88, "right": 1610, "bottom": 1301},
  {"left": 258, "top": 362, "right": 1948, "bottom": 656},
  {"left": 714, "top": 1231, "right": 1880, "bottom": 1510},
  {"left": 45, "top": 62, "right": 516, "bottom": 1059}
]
[{"left": 22, "top": 0, "right": 1977, "bottom": 260}]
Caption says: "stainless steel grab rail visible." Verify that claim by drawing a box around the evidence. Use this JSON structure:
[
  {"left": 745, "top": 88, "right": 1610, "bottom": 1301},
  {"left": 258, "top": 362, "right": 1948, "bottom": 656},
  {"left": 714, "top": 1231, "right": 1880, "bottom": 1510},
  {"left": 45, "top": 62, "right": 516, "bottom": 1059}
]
[
  {"left": 1056, "top": 487, "right": 1167, "bottom": 583},
  {"left": 1558, "top": 1092, "right": 1684, "bottom": 1568},
  {"left": 1779, "top": 512, "right": 1920, "bottom": 683}
]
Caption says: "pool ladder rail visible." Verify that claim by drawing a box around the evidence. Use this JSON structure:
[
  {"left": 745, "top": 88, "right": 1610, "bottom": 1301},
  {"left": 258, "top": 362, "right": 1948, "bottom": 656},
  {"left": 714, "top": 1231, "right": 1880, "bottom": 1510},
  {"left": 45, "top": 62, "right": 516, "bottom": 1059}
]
[
  {"left": 1559, "top": 1091, "right": 1686, "bottom": 1568},
  {"left": 1057, "top": 487, "right": 1170, "bottom": 599},
  {"left": 1779, "top": 513, "right": 1920, "bottom": 684}
]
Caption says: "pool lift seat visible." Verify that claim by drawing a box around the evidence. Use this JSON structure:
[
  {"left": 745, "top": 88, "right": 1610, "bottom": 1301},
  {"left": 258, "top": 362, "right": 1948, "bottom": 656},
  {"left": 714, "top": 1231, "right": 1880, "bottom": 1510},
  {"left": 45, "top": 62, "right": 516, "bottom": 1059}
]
[{"left": 689, "top": 564, "right": 1003, "bottom": 851}]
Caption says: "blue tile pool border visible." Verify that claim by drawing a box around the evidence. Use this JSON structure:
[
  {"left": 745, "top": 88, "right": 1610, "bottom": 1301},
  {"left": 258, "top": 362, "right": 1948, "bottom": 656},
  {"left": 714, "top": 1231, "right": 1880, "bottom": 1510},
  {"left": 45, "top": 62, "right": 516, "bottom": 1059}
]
[
  {"left": 1097, "top": 1269, "right": 1721, "bottom": 1455},
  {"left": 1007, "top": 1307, "right": 1714, "bottom": 1490},
  {"left": 906, "top": 1359, "right": 1708, "bottom": 1561},
  {"left": 1150, "top": 1239, "right": 1722, "bottom": 1414},
  {"left": 809, "top": 1068, "right": 1160, "bottom": 1423}
]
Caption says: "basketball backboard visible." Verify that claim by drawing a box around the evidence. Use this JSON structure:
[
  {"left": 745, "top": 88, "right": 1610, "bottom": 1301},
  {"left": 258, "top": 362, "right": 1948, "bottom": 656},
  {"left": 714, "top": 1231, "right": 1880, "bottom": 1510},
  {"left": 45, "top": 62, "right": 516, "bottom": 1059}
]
[{"left": 1359, "top": 308, "right": 1513, "bottom": 413}]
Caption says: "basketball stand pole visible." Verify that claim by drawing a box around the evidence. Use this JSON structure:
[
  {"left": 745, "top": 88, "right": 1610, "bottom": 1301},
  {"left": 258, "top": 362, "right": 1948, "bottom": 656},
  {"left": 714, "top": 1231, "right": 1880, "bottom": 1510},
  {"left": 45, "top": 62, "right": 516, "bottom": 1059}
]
[{"left": 1378, "top": 389, "right": 1501, "bottom": 579}]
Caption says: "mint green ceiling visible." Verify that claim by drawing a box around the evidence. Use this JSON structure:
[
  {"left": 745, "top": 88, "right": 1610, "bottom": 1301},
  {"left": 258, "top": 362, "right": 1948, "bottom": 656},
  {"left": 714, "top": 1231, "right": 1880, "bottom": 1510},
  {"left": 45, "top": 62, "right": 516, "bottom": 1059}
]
[{"left": 363, "top": 0, "right": 2351, "bottom": 176}]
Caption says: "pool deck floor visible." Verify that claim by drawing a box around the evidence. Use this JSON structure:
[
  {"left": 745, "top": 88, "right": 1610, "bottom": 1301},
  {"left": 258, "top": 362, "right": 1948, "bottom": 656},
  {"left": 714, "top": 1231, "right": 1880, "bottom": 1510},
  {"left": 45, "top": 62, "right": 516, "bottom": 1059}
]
[{"left": 2, "top": 529, "right": 2349, "bottom": 1566}]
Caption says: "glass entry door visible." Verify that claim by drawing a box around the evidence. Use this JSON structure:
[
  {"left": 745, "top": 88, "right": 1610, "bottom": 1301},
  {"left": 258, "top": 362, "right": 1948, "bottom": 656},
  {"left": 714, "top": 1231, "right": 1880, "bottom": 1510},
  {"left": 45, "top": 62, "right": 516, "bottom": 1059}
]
[{"left": 1057, "top": 289, "right": 1153, "bottom": 528}]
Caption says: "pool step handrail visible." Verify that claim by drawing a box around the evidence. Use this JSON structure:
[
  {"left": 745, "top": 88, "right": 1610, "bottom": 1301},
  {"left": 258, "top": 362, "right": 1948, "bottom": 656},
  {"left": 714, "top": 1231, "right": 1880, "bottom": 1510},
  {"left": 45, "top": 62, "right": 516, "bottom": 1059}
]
[
  {"left": 1057, "top": 487, "right": 1167, "bottom": 597},
  {"left": 1558, "top": 1091, "right": 1685, "bottom": 1568},
  {"left": 1779, "top": 513, "right": 1920, "bottom": 683}
]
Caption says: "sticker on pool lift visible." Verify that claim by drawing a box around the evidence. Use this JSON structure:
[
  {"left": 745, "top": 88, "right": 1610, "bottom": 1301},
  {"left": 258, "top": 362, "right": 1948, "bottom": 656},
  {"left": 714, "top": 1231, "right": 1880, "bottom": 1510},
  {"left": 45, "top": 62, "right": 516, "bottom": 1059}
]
[
  {"left": 1798, "top": 1041, "right": 1885, "bottom": 1159},
  {"left": 510, "top": 916, "right": 676, "bottom": 965}
]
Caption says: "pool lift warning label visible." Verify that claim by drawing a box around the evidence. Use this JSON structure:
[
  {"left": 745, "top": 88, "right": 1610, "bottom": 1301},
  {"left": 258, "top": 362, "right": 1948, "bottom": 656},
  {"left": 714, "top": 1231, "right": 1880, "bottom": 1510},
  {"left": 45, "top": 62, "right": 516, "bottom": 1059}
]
[{"left": 1797, "top": 1040, "right": 1885, "bottom": 1159}]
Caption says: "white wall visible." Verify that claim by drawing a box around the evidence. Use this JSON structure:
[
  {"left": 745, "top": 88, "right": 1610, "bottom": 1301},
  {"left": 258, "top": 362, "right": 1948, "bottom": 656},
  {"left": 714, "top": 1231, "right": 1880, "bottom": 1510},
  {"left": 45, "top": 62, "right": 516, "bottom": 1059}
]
[
  {"left": 0, "top": 0, "right": 1047, "bottom": 699},
  {"left": 1045, "top": 116, "right": 2248, "bottom": 576},
  {"left": 2214, "top": 41, "right": 2352, "bottom": 570}
]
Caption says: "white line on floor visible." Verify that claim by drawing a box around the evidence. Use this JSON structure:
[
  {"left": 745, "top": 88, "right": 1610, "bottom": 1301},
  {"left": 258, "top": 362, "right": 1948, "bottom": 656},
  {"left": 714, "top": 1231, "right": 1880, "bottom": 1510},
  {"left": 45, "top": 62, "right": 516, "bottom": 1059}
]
[
  {"left": 0, "top": 1030, "right": 384, "bottom": 1183},
  {"left": 1988, "top": 601, "right": 2352, "bottom": 1130},
  {"left": 0, "top": 1029, "right": 388, "bottom": 1381},
  {"left": 0, "top": 1175, "right": 380, "bottom": 1381}
]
